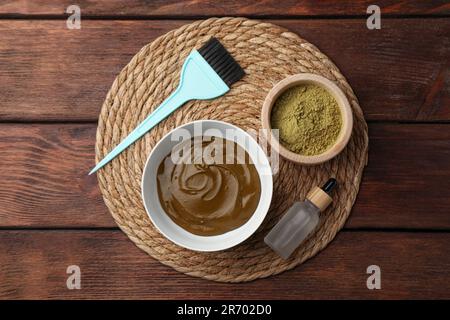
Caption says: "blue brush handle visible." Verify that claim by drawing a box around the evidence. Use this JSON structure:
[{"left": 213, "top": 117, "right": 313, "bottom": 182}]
[
  {"left": 89, "top": 50, "right": 229, "bottom": 175},
  {"left": 89, "top": 89, "right": 188, "bottom": 175}
]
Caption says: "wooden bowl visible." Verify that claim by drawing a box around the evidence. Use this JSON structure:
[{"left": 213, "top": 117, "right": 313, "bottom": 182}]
[{"left": 261, "top": 73, "right": 353, "bottom": 165}]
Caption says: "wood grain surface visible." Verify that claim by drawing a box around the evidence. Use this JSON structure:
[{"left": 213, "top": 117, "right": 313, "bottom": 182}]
[
  {"left": 0, "top": 230, "right": 448, "bottom": 299},
  {"left": 0, "top": 1, "right": 449, "bottom": 300},
  {"left": 1, "top": 0, "right": 449, "bottom": 17},
  {"left": 0, "top": 123, "right": 448, "bottom": 229},
  {"left": 0, "top": 19, "right": 448, "bottom": 121}
]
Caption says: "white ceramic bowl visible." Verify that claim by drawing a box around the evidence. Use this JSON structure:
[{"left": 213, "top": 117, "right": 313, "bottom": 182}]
[{"left": 141, "top": 120, "right": 273, "bottom": 252}]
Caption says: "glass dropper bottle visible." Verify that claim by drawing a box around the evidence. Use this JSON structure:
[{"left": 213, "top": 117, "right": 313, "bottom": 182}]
[{"left": 264, "top": 178, "right": 337, "bottom": 260}]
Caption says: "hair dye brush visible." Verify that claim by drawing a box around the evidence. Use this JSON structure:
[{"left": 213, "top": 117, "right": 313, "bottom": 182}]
[{"left": 89, "top": 37, "right": 245, "bottom": 175}]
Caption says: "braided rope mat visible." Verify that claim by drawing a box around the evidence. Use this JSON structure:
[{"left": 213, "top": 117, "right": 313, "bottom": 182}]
[{"left": 95, "top": 17, "right": 369, "bottom": 282}]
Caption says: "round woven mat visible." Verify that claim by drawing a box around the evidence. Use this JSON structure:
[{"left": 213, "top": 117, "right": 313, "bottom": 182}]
[{"left": 95, "top": 17, "right": 369, "bottom": 282}]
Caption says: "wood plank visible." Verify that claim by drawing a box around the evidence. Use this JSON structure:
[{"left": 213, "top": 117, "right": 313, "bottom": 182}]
[
  {"left": 0, "top": 230, "right": 448, "bottom": 299},
  {"left": 0, "top": 124, "right": 113, "bottom": 227},
  {"left": 1, "top": 1, "right": 449, "bottom": 17},
  {"left": 0, "top": 19, "right": 448, "bottom": 121},
  {"left": 0, "top": 123, "right": 449, "bottom": 229},
  {"left": 348, "top": 123, "right": 450, "bottom": 230}
]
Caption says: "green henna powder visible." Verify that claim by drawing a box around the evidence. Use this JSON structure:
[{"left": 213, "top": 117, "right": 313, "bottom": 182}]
[{"left": 270, "top": 84, "right": 342, "bottom": 156}]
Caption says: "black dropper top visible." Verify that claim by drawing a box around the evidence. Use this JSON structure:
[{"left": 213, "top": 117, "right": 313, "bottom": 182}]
[{"left": 321, "top": 178, "right": 337, "bottom": 195}]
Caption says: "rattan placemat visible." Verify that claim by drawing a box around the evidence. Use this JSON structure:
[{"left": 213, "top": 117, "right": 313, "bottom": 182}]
[{"left": 95, "top": 17, "right": 369, "bottom": 282}]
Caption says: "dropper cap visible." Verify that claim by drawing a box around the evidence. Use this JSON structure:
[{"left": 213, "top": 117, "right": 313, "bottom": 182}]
[
  {"left": 306, "top": 178, "right": 337, "bottom": 212},
  {"left": 322, "top": 178, "right": 337, "bottom": 194}
]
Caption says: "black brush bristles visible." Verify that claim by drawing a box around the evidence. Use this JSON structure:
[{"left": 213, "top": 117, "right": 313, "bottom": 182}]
[{"left": 198, "top": 37, "right": 245, "bottom": 87}]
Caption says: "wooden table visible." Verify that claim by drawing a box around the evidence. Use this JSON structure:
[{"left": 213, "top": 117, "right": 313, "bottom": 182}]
[{"left": 0, "top": 1, "right": 449, "bottom": 300}]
